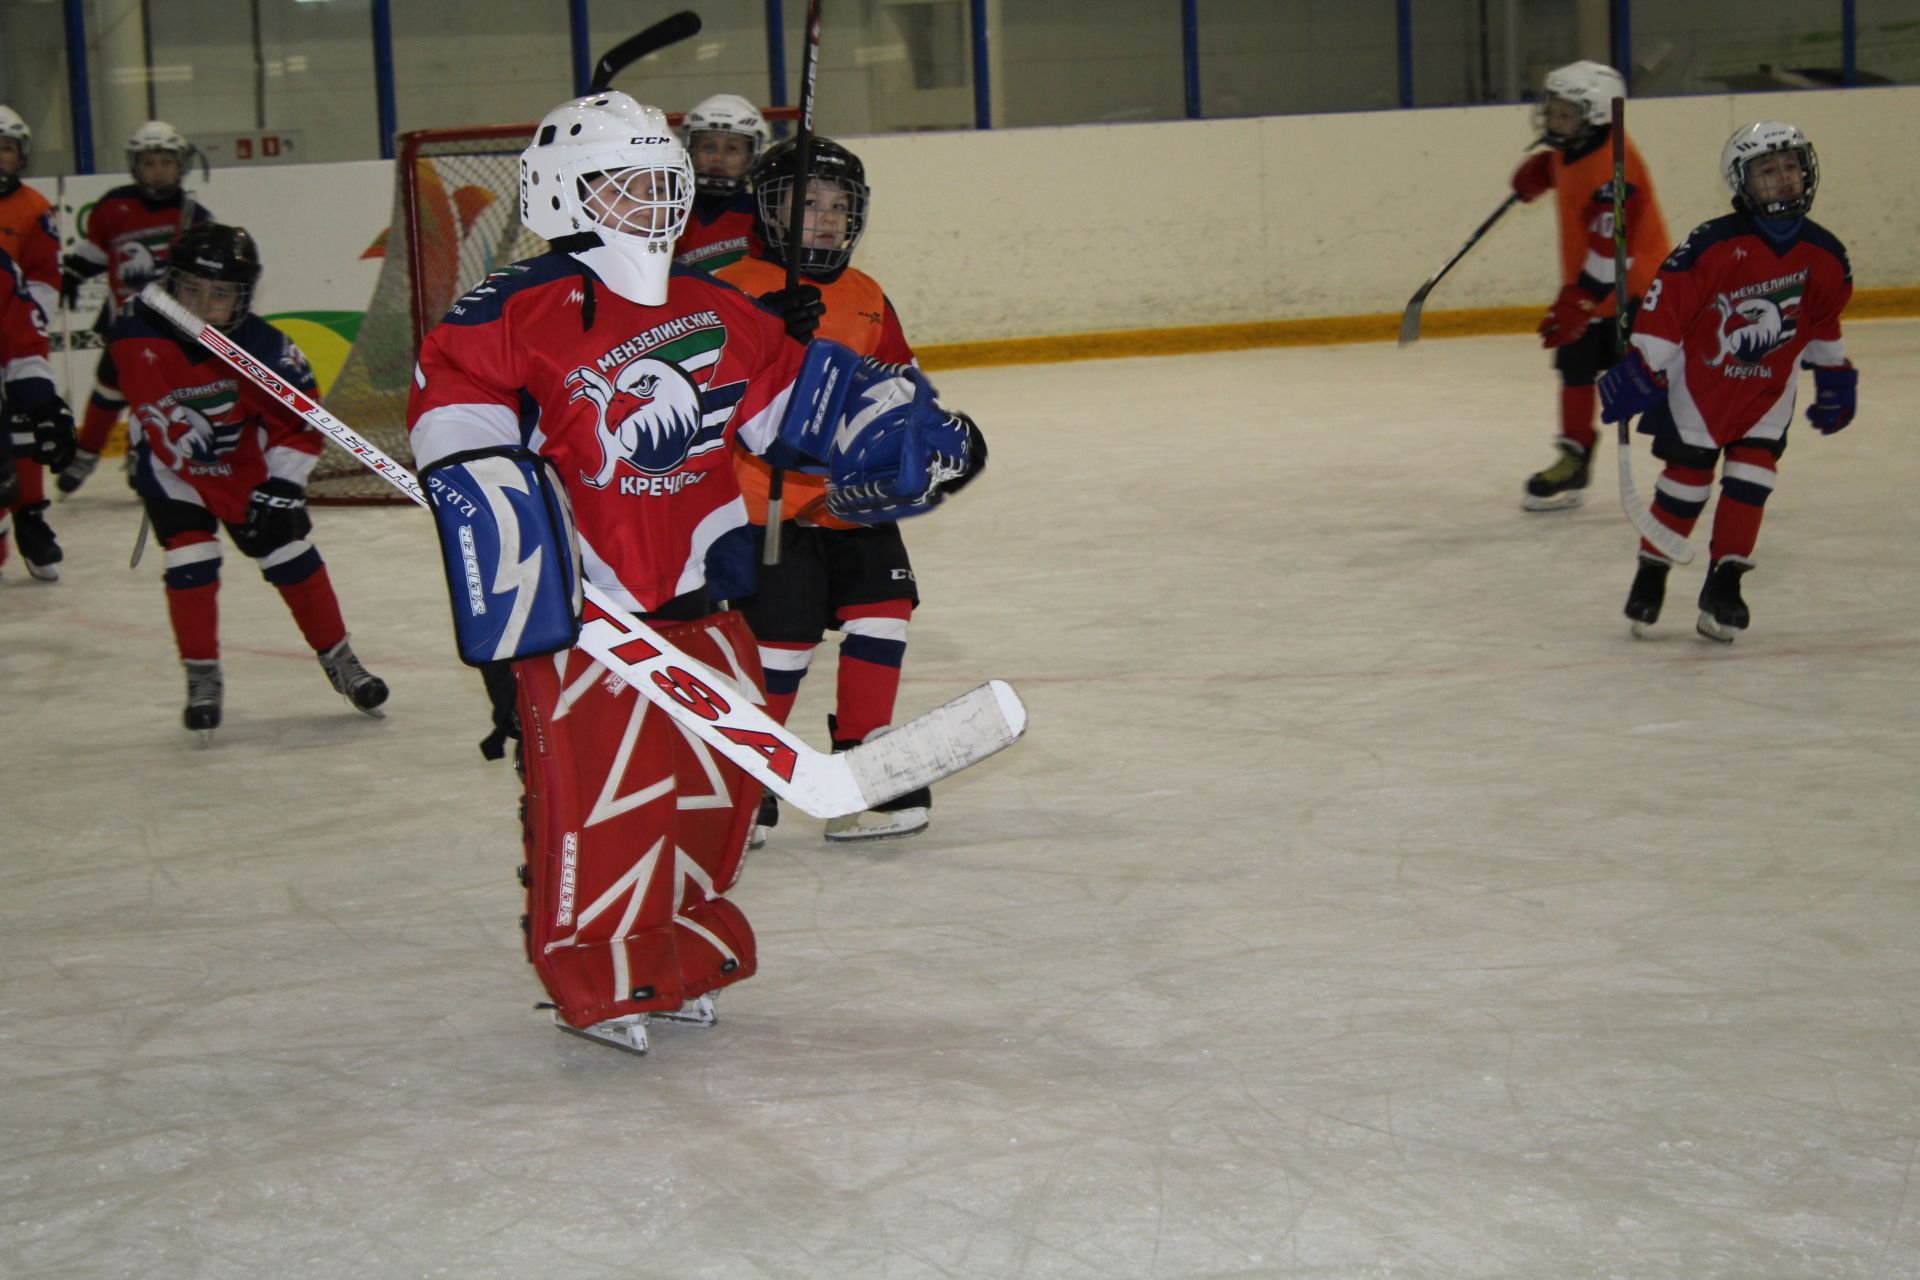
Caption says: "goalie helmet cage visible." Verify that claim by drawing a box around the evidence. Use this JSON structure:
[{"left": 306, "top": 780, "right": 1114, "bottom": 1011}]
[{"left": 312, "top": 106, "right": 798, "bottom": 505}]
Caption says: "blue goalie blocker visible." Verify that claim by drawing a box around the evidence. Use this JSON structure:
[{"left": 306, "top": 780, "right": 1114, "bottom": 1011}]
[{"left": 422, "top": 447, "right": 583, "bottom": 666}]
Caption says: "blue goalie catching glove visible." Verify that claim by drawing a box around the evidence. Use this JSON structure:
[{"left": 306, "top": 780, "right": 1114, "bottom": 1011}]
[
  {"left": 1598, "top": 348, "right": 1667, "bottom": 423},
  {"left": 423, "top": 447, "right": 583, "bottom": 665},
  {"left": 825, "top": 366, "right": 987, "bottom": 524},
  {"left": 1805, "top": 362, "right": 1856, "bottom": 435}
]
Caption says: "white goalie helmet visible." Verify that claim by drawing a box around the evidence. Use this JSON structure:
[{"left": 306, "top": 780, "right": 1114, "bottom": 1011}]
[
  {"left": 1721, "top": 121, "right": 1819, "bottom": 218},
  {"left": 1536, "top": 61, "right": 1625, "bottom": 147},
  {"left": 519, "top": 92, "right": 694, "bottom": 302},
  {"left": 681, "top": 93, "right": 771, "bottom": 197},
  {"left": 0, "top": 105, "right": 28, "bottom": 197}
]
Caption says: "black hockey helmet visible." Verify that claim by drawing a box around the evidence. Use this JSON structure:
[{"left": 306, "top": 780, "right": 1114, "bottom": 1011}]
[
  {"left": 750, "top": 136, "right": 869, "bottom": 275},
  {"left": 165, "top": 222, "right": 263, "bottom": 330}
]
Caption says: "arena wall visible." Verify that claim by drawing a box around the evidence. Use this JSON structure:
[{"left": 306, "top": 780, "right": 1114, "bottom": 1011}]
[{"left": 27, "top": 84, "right": 1915, "bottom": 402}]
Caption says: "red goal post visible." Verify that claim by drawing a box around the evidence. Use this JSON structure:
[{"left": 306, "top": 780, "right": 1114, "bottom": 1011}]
[{"left": 312, "top": 105, "right": 798, "bottom": 504}]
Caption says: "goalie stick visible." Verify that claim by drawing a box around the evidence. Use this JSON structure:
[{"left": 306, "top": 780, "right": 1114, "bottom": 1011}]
[
  {"left": 136, "top": 282, "right": 1028, "bottom": 819},
  {"left": 1610, "top": 98, "right": 1696, "bottom": 564},
  {"left": 589, "top": 10, "right": 702, "bottom": 92},
  {"left": 1397, "top": 192, "right": 1521, "bottom": 347},
  {"left": 762, "top": 0, "right": 825, "bottom": 565}
]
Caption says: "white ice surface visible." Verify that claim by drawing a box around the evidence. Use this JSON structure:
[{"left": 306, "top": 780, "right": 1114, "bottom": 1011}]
[{"left": 4, "top": 322, "right": 1920, "bottom": 1279}]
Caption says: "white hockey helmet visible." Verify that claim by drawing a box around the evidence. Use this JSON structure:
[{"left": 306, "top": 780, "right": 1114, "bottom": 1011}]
[
  {"left": 1721, "top": 121, "right": 1819, "bottom": 218},
  {"left": 0, "top": 106, "right": 28, "bottom": 196},
  {"left": 1536, "top": 61, "right": 1625, "bottom": 148},
  {"left": 126, "top": 119, "right": 188, "bottom": 197},
  {"left": 519, "top": 92, "right": 694, "bottom": 302},
  {"left": 682, "top": 93, "right": 771, "bottom": 197}
]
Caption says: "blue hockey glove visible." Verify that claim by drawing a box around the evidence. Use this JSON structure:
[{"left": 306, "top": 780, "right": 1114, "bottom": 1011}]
[
  {"left": 1598, "top": 349, "right": 1667, "bottom": 423},
  {"left": 826, "top": 368, "right": 987, "bottom": 524},
  {"left": 1805, "top": 363, "right": 1856, "bottom": 435}
]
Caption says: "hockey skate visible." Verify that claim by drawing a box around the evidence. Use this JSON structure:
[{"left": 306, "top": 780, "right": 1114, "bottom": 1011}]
[
  {"left": 55, "top": 448, "right": 99, "bottom": 497},
  {"left": 823, "top": 720, "right": 932, "bottom": 842},
  {"left": 13, "top": 502, "right": 62, "bottom": 581},
  {"left": 183, "top": 659, "right": 223, "bottom": 744},
  {"left": 1624, "top": 554, "right": 1671, "bottom": 637},
  {"left": 551, "top": 1008, "right": 651, "bottom": 1056},
  {"left": 652, "top": 994, "right": 717, "bottom": 1028},
  {"left": 747, "top": 791, "right": 779, "bottom": 850},
  {"left": 317, "top": 636, "right": 390, "bottom": 717},
  {"left": 1523, "top": 442, "right": 1591, "bottom": 512},
  {"left": 1696, "top": 557, "right": 1753, "bottom": 643}
]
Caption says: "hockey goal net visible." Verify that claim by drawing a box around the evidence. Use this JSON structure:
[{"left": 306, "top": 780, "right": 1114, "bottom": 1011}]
[{"left": 313, "top": 107, "right": 796, "bottom": 504}]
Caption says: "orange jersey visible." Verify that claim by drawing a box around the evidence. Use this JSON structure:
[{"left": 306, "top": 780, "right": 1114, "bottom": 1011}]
[
  {"left": 714, "top": 256, "right": 915, "bottom": 529},
  {"left": 0, "top": 184, "right": 60, "bottom": 301},
  {"left": 1552, "top": 134, "right": 1669, "bottom": 316}
]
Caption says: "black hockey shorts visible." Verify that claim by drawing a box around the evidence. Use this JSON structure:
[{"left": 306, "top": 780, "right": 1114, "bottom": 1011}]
[{"left": 737, "top": 521, "right": 918, "bottom": 645}]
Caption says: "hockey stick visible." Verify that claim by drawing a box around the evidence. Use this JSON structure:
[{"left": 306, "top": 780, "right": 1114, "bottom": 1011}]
[
  {"left": 589, "top": 10, "right": 702, "bottom": 92},
  {"left": 129, "top": 511, "right": 150, "bottom": 568},
  {"left": 763, "top": 0, "right": 825, "bottom": 566},
  {"left": 1610, "top": 99, "right": 1695, "bottom": 565},
  {"left": 137, "top": 282, "right": 1026, "bottom": 817},
  {"left": 1398, "top": 192, "right": 1522, "bottom": 347}
]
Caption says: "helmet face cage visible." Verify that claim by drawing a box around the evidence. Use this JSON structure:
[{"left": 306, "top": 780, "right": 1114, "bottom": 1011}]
[
  {"left": 686, "top": 128, "right": 763, "bottom": 198},
  {"left": 1726, "top": 130, "right": 1818, "bottom": 218},
  {"left": 576, "top": 161, "right": 693, "bottom": 244},
  {"left": 751, "top": 140, "right": 870, "bottom": 274},
  {"left": 164, "top": 226, "right": 261, "bottom": 331},
  {"left": 127, "top": 122, "right": 188, "bottom": 198},
  {"left": 682, "top": 95, "right": 770, "bottom": 199}
]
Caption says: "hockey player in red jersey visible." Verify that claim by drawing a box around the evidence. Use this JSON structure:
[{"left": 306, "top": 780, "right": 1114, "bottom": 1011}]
[
  {"left": 0, "top": 105, "right": 68, "bottom": 579},
  {"left": 115, "top": 223, "right": 389, "bottom": 736},
  {"left": 1509, "top": 62, "right": 1670, "bottom": 511},
  {"left": 715, "top": 136, "right": 938, "bottom": 844},
  {"left": 1599, "top": 122, "right": 1854, "bottom": 643},
  {"left": 58, "top": 120, "right": 214, "bottom": 499},
  {"left": 672, "top": 93, "right": 770, "bottom": 273},
  {"left": 407, "top": 92, "right": 985, "bottom": 1055},
  {"left": 0, "top": 245, "right": 78, "bottom": 579}
]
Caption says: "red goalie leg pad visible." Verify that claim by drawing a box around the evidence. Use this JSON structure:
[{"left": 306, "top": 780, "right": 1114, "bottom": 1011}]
[
  {"left": 1560, "top": 385, "right": 1598, "bottom": 452},
  {"left": 512, "top": 612, "right": 766, "bottom": 1031}
]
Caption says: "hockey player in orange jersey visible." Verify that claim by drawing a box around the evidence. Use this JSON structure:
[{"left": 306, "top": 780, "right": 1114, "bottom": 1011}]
[
  {"left": 1508, "top": 61, "right": 1669, "bottom": 511},
  {"left": 715, "top": 137, "right": 945, "bottom": 844},
  {"left": 0, "top": 105, "right": 67, "bottom": 580}
]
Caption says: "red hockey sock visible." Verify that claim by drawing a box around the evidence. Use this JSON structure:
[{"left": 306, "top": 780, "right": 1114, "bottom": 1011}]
[
  {"left": 167, "top": 583, "right": 220, "bottom": 661},
  {"left": 276, "top": 565, "right": 347, "bottom": 652},
  {"left": 1559, "top": 385, "right": 1598, "bottom": 451},
  {"left": 834, "top": 654, "right": 904, "bottom": 746},
  {"left": 1710, "top": 499, "right": 1764, "bottom": 563},
  {"left": 77, "top": 399, "right": 121, "bottom": 454},
  {"left": 764, "top": 688, "right": 800, "bottom": 727},
  {"left": 10, "top": 459, "right": 44, "bottom": 506}
]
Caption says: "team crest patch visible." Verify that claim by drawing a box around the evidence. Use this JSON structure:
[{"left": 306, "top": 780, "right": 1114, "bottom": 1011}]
[
  {"left": 136, "top": 384, "right": 245, "bottom": 471},
  {"left": 568, "top": 321, "right": 748, "bottom": 490},
  {"left": 1706, "top": 271, "right": 1807, "bottom": 368}
]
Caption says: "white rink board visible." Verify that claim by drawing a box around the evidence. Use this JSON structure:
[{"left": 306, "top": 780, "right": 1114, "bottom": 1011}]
[
  {"left": 24, "top": 85, "right": 1920, "bottom": 358},
  {"left": 4, "top": 321, "right": 1920, "bottom": 1278}
]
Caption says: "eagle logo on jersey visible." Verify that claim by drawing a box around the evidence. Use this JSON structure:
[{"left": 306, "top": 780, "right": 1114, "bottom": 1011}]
[
  {"left": 566, "top": 324, "right": 747, "bottom": 490},
  {"left": 136, "top": 390, "right": 247, "bottom": 471},
  {"left": 1706, "top": 280, "right": 1803, "bottom": 368}
]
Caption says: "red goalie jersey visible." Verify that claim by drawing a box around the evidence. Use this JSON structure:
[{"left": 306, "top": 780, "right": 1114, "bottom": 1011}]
[
  {"left": 407, "top": 254, "right": 805, "bottom": 613},
  {"left": 1630, "top": 213, "right": 1852, "bottom": 449}
]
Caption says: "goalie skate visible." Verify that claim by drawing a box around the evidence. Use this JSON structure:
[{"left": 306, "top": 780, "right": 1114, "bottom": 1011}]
[
  {"left": 551, "top": 1008, "right": 650, "bottom": 1056},
  {"left": 652, "top": 995, "right": 717, "bottom": 1028}
]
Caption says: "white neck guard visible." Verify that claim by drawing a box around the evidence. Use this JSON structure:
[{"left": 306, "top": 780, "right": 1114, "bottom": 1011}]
[{"left": 572, "top": 239, "right": 672, "bottom": 307}]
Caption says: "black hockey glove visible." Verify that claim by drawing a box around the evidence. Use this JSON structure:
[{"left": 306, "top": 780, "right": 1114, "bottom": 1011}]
[
  {"left": 757, "top": 285, "right": 826, "bottom": 343},
  {"left": 59, "top": 256, "right": 87, "bottom": 309},
  {"left": 236, "top": 477, "right": 312, "bottom": 553},
  {"left": 477, "top": 659, "right": 522, "bottom": 762},
  {"left": 6, "top": 398, "right": 78, "bottom": 472}
]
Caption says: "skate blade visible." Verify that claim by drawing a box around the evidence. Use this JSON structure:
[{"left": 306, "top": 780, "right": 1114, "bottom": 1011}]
[
  {"left": 24, "top": 564, "right": 59, "bottom": 582},
  {"left": 824, "top": 808, "right": 930, "bottom": 843},
  {"left": 1521, "top": 493, "right": 1584, "bottom": 512},
  {"left": 1629, "top": 619, "right": 1657, "bottom": 639},
  {"left": 551, "top": 1009, "right": 650, "bottom": 1056},
  {"left": 196, "top": 729, "right": 216, "bottom": 747},
  {"left": 653, "top": 995, "right": 717, "bottom": 1028},
  {"left": 1694, "top": 612, "right": 1740, "bottom": 644}
]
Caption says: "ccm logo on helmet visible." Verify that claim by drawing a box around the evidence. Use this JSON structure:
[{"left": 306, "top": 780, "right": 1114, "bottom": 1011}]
[{"left": 630, "top": 135, "right": 673, "bottom": 145}]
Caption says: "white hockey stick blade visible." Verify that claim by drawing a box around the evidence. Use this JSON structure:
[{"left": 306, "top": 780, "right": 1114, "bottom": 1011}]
[
  {"left": 136, "top": 282, "right": 1029, "bottom": 819},
  {"left": 1617, "top": 441, "right": 1696, "bottom": 564}
]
